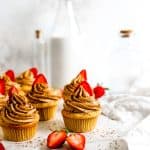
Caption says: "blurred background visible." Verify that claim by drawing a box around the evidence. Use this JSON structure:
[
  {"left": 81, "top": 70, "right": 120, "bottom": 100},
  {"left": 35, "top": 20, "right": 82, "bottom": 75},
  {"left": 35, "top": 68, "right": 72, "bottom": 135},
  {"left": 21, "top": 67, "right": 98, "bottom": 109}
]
[{"left": 0, "top": 0, "right": 150, "bottom": 93}]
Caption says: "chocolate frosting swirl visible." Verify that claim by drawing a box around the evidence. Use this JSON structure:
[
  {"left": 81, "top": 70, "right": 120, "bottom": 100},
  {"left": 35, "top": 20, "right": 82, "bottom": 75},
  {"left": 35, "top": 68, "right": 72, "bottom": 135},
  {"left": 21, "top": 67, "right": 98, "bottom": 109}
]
[
  {"left": 27, "top": 83, "right": 61, "bottom": 104},
  {"left": 0, "top": 95, "right": 8, "bottom": 110},
  {"left": 1, "top": 94, "right": 38, "bottom": 125},
  {"left": 16, "top": 70, "right": 34, "bottom": 86},
  {"left": 63, "top": 73, "right": 84, "bottom": 100},
  {"left": 63, "top": 86, "right": 100, "bottom": 113}
]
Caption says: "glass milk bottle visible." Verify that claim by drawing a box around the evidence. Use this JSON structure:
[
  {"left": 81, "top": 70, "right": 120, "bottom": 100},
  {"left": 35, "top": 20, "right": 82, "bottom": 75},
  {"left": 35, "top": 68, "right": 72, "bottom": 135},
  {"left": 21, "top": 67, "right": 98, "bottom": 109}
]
[
  {"left": 32, "top": 29, "right": 45, "bottom": 74},
  {"left": 108, "top": 29, "right": 141, "bottom": 94},
  {"left": 49, "top": 0, "right": 80, "bottom": 88}
]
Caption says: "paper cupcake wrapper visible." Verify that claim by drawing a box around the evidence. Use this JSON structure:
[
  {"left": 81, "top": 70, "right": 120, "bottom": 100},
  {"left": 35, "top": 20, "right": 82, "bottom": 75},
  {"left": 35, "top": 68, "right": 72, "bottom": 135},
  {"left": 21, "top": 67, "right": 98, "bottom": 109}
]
[
  {"left": 37, "top": 105, "right": 58, "bottom": 121},
  {"left": 1, "top": 123, "right": 38, "bottom": 142},
  {"left": 62, "top": 114, "right": 99, "bottom": 133}
]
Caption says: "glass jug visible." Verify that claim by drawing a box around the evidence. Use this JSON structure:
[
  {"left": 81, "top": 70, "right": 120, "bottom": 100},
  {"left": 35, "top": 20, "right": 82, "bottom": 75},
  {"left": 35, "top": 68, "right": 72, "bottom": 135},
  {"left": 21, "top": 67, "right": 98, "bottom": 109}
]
[
  {"left": 49, "top": 0, "right": 80, "bottom": 88},
  {"left": 108, "top": 29, "right": 142, "bottom": 94}
]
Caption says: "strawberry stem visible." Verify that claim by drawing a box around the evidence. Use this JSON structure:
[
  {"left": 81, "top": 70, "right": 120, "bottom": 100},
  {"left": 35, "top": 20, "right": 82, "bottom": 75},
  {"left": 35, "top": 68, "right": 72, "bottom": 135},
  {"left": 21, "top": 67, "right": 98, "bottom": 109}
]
[{"left": 64, "top": 128, "right": 70, "bottom": 134}]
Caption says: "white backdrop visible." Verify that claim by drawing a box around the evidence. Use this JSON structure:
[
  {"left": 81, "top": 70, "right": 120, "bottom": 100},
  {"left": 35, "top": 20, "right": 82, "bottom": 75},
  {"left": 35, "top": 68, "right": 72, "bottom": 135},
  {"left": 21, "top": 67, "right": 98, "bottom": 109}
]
[{"left": 0, "top": 0, "right": 150, "bottom": 92}]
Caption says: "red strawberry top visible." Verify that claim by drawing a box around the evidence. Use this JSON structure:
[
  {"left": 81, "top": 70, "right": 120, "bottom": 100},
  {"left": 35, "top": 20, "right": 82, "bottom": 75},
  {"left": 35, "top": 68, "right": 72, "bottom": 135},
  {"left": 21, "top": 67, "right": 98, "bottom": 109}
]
[
  {"left": 8, "top": 86, "right": 18, "bottom": 98},
  {"left": 5, "top": 69, "right": 15, "bottom": 81},
  {"left": 32, "top": 73, "right": 48, "bottom": 86},
  {"left": 79, "top": 81, "right": 93, "bottom": 96},
  {"left": 74, "top": 69, "right": 87, "bottom": 83},
  {"left": 93, "top": 84, "right": 107, "bottom": 99},
  {"left": 78, "top": 69, "right": 87, "bottom": 81},
  {"left": 29, "top": 67, "right": 38, "bottom": 78},
  {"left": 0, "top": 79, "right": 5, "bottom": 95}
]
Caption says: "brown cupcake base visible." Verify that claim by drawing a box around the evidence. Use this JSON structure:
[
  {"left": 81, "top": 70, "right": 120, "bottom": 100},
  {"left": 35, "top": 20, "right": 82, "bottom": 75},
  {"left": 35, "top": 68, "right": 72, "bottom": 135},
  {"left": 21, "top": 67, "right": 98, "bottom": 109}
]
[
  {"left": 0, "top": 114, "right": 39, "bottom": 142},
  {"left": 62, "top": 110, "right": 100, "bottom": 133},
  {"left": 1, "top": 123, "right": 37, "bottom": 142},
  {"left": 33, "top": 101, "right": 58, "bottom": 121},
  {"left": 37, "top": 105, "right": 58, "bottom": 121}
]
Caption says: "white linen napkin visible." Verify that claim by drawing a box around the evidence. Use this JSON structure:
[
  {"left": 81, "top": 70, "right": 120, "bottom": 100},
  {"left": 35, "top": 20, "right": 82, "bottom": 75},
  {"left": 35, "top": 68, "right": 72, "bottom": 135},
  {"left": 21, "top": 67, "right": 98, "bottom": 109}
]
[
  {"left": 101, "top": 94, "right": 150, "bottom": 149},
  {"left": 117, "top": 115, "right": 150, "bottom": 150},
  {"left": 101, "top": 94, "right": 150, "bottom": 124}
]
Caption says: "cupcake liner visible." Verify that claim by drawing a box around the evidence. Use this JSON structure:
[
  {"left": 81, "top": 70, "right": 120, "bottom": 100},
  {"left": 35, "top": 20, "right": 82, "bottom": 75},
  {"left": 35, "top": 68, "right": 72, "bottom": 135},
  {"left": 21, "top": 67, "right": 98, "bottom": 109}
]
[
  {"left": 0, "top": 123, "right": 38, "bottom": 142},
  {"left": 37, "top": 105, "right": 58, "bottom": 121},
  {"left": 62, "top": 110, "right": 100, "bottom": 132}
]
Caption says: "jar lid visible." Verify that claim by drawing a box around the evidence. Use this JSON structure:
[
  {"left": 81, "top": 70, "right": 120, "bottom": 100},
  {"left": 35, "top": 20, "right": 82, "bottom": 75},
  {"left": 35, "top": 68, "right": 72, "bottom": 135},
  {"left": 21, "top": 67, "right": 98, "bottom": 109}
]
[
  {"left": 35, "top": 30, "right": 41, "bottom": 39},
  {"left": 120, "top": 29, "right": 133, "bottom": 38}
]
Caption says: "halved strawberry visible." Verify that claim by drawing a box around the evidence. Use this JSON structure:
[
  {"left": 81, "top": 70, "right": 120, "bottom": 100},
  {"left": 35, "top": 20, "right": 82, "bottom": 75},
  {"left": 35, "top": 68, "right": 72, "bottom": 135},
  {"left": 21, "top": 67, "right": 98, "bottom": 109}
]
[
  {"left": 77, "top": 69, "right": 87, "bottom": 81},
  {"left": 0, "top": 143, "right": 5, "bottom": 150},
  {"left": 8, "top": 86, "right": 18, "bottom": 97},
  {"left": 33, "top": 74, "right": 47, "bottom": 86},
  {"left": 30, "top": 67, "right": 38, "bottom": 78},
  {"left": 5, "top": 69, "right": 15, "bottom": 81},
  {"left": 47, "top": 130, "right": 67, "bottom": 149},
  {"left": 0, "top": 79, "right": 5, "bottom": 95},
  {"left": 66, "top": 133, "right": 85, "bottom": 150},
  {"left": 80, "top": 81, "right": 93, "bottom": 96},
  {"left": 93, "top": 85, "right": 106, "bottom": 99}
]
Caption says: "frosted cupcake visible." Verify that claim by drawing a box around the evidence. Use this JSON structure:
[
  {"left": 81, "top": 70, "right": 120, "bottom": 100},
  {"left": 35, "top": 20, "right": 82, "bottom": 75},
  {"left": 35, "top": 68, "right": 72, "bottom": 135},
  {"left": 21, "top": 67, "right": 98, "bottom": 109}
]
[
  {"left": 0, "top": 91, "right": 39, "bottom": 141},
  {"left": 0, "top": 74, "right": 22, "bottom": 95},
  {"left": 63, "top": 69, "right": 87, "bottom": 101},
  {"left": 16, "top": 68, "right": 38, "bottom": 93},
  {"left": 62, "top": 72, "right": 101, "bottom": 132},
  {"left": 27, "top": 74, "right": 61, "bottom": 121}
]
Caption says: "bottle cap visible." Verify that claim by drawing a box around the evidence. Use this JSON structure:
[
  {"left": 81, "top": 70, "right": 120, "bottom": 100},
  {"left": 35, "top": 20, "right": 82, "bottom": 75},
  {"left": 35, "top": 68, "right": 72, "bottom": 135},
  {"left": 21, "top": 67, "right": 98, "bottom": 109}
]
[
  {"left": 120, "top": 29, "right": 133, "bottom": 38},
  {"left": 35, "top": 30, "right": 41, "bottom": 39}
]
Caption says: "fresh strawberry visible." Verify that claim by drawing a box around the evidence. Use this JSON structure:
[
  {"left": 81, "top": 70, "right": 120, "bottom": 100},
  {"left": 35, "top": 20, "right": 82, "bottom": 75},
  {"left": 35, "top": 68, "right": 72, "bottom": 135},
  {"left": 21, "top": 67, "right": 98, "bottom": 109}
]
[
  {"left": 0, "top": 142, "right": 5, "bottom": 150},
  {"left": 93, "top": 85, "right": 106, "bottom": 99},
  {"left": 47, "top": 130, "right": 67, "bottom": 149},
  {"left": 5, "top": 69, "right": 15, "bottom": 81},
  {"left": 77, "top": 69, "right": 87, "bottom": 81},
  {"left": 33, "top": 74, "right": 47, "bottom": 86},
  {"left": 0, "top": 79, "right": 5, "bottom": 95},
  {"left": 30, "top": 67, "right": 38, "bottom": 78},
  {"left": 80, "top": 81, "right": 93, "bottom": 96},
  {"left": 8, "top": 86, "right": 18, "bottom": 97},
  {"left": 66, "top": 133, "right": 85, "bottom": 150}
]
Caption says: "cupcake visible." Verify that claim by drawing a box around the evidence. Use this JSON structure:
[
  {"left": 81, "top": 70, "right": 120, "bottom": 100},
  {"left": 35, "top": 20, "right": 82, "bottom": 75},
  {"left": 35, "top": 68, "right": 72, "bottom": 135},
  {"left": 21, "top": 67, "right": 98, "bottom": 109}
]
[
  {"left": 0, "top": 70, "right": 22, "bottom": 95},
  {"left": 27, "top": 74, "right": 61, "bottom": 121},
  {"left": 63, "top": 69, "right": 87, "bottom": 101},
  {"left": 16, "top": 67, "right": 38, "bottom": 93},
  {"left": 0, "top": 89, "right": 39, "bottom": 141},
  {"left": 62, "top": 71, "right": 101, "bottom": 133}
]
